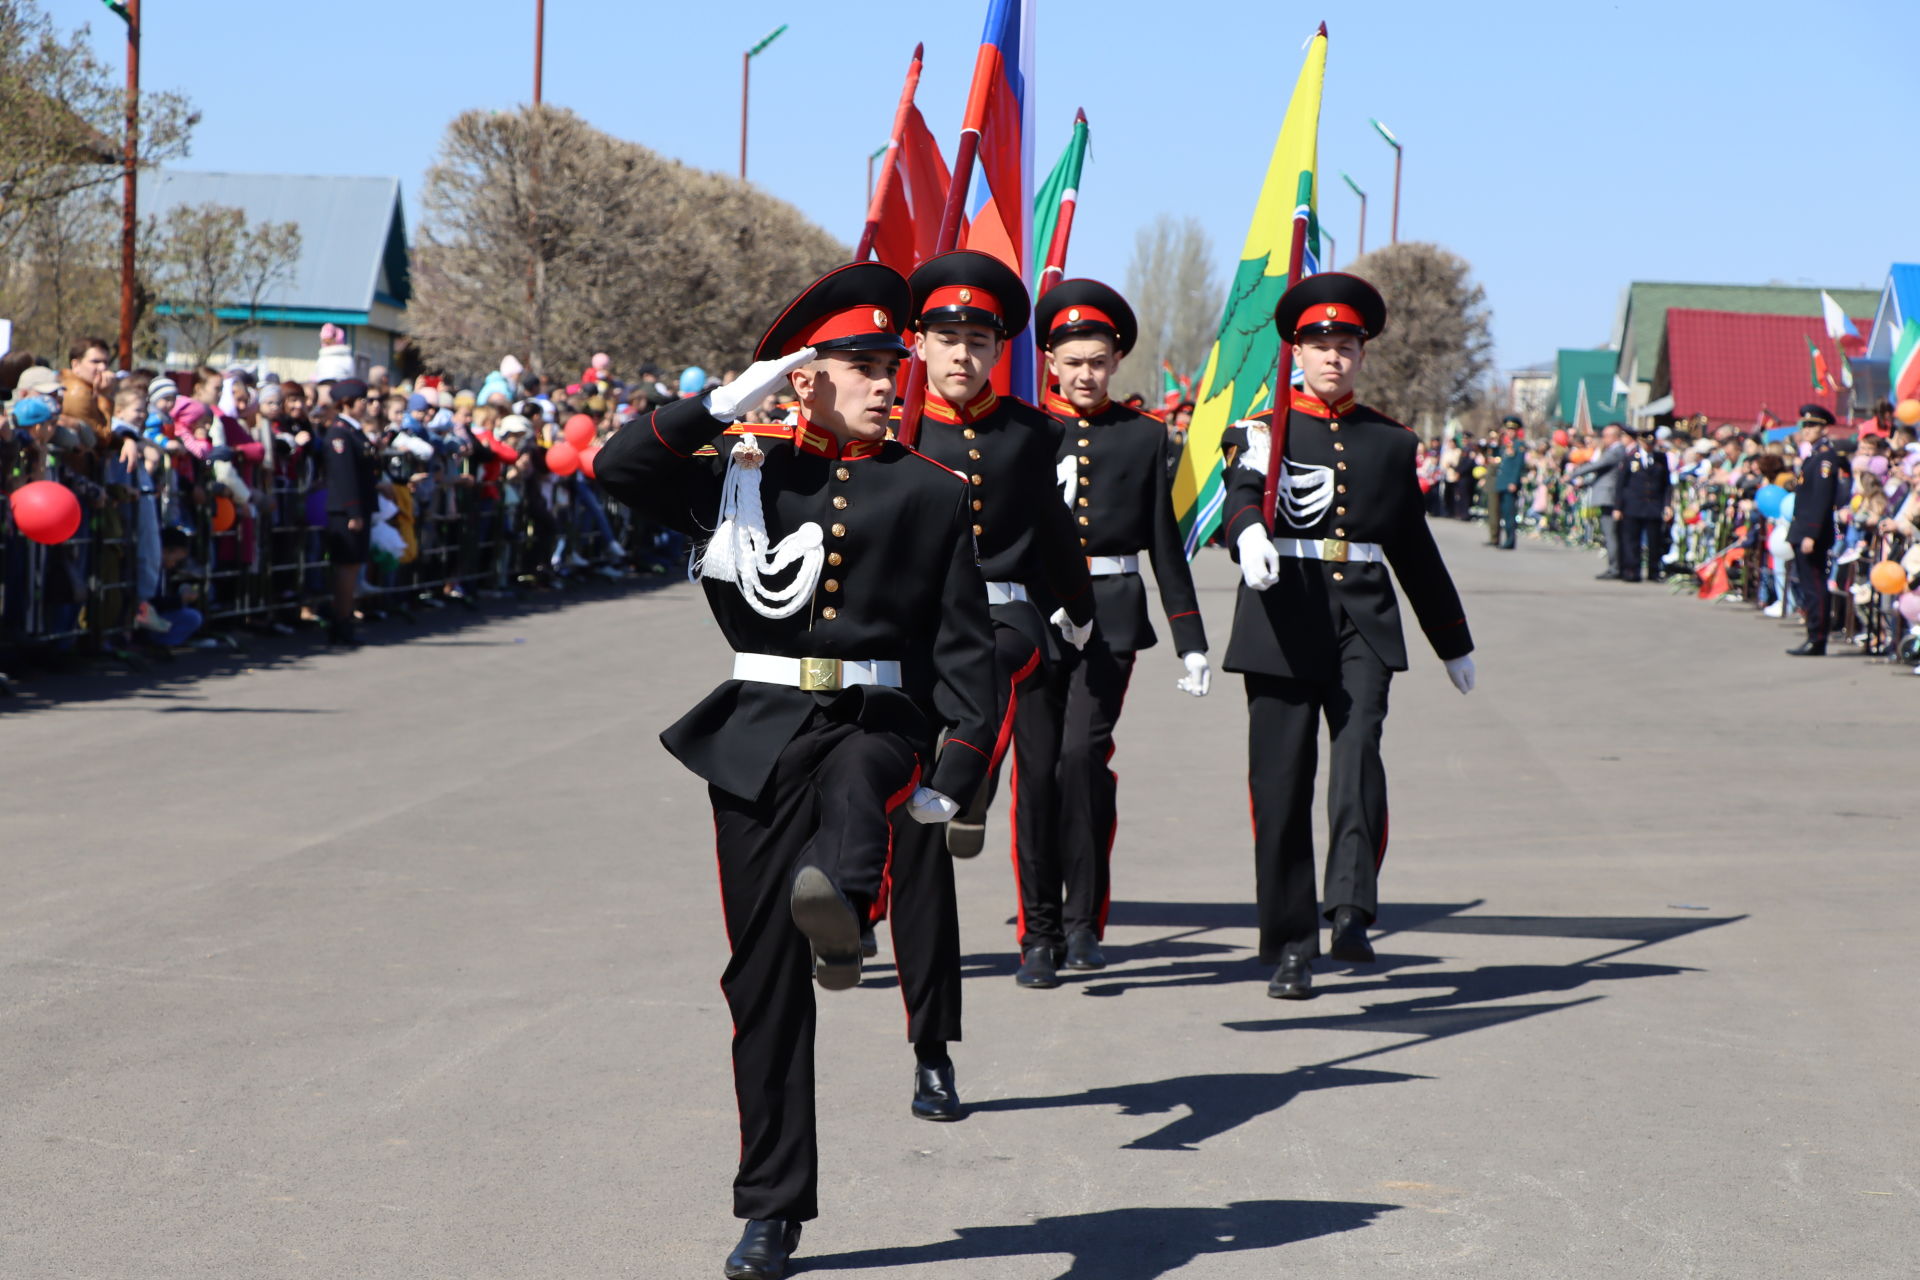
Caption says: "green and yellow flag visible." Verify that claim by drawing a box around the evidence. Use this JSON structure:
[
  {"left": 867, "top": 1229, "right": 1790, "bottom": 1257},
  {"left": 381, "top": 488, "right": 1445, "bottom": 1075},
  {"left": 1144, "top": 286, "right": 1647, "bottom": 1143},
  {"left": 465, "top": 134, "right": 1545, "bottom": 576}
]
[{"left": 1172, "top": 28, "right": 1326, "bottom": 557}]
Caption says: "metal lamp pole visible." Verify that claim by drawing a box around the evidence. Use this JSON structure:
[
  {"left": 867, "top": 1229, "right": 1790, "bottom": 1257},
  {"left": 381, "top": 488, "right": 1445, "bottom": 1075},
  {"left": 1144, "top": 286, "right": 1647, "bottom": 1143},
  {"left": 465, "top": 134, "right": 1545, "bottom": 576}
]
[
  {"left": 740, "top": 24, "right": 788, "bottom": 180},
  {"left": 1370, "top": 118, "right": 1402, "bottom": 243},
  {"left": 1321, "top": 225, "right": 1336, "bottom": 271},
  {"left": 103, "top": 0, "right": 139, "bottom": 371},
  {"left": 533, "top": 0, "right": 544, "bottom": 104},
  {"left": 1340, "top": 170, "right": 1366, "bottom": 258},
  {"left": 866, "top": 142, "right": 887, "bottom": 206}
]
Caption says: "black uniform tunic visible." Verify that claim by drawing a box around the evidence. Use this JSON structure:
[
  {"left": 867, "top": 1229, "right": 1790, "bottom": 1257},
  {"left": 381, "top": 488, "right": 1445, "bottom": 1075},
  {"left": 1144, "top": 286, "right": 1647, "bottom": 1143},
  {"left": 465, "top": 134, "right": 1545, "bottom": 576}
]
[
  {"left": 322, "top": 415, "right": 378, "bottom": 564},
  {"left": 1787, "top": 436, "right": 1845, "bottom": 645},
  {"left": 1616, "top": 441, "right": 1673, "bottom": 582},
  {"left": 594, "top": 395, "right": 997, "bottom": 1222},
  {"left": 1221, "top": 389, "right": 1472, "bottom": 963}
]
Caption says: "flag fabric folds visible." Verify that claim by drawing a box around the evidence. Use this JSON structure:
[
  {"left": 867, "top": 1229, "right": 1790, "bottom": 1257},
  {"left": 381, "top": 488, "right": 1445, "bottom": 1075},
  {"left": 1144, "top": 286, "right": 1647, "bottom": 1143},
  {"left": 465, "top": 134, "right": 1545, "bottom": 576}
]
[
  {"left": 957, "top": 0, "right": 1037, "bottom": 397},
  {"left": 1820, "top": 290, "right": 1867, "bottom": 357},
  {"left": 1806, "top": 335, "right": 1834, "bottom": 394},
  {"left": 869, "top": 98, "right": 955, "bottom": 273},
  {"left": 1032, "top": 109, "right": 1088, "bottom": 297},
  {"left": 1170, "top": 28, "right": 1328, "bottom": 557},
  {"left": 1893, "top": 319, "right": 1920, "bottom": 404}
]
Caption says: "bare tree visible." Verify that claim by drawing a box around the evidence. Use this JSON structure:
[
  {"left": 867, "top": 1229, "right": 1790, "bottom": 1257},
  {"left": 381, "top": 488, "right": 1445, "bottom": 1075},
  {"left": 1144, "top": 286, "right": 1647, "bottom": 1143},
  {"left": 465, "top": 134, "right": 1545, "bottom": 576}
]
[
  {"left": 1120, "top": 214, "right": 1224, "bottom": 405},
  {"left": 0, "top": 0, "right": 194, "bottom": 256},
  {"left": 1344, "top": 241, "right": 1493, "bottom": 435},
  {"left": 411, "top": 105, "right": 846, "bottom": 382},
  {"left": 146, "top": 203, "right": 301, "bottom": 369}
]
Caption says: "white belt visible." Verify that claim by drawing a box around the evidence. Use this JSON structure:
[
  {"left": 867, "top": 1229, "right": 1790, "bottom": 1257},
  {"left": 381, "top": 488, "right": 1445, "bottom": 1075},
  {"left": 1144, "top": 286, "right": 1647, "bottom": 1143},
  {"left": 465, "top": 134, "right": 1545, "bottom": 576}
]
[
  {"left": 732, "top": 653, "right": 902, "bottom": 692},
  {"left": 1274, "top": 537, "right": 1385, "bottom": 564},
  {"left": 1087, "top": 554, "right": 1139, "bottom": 576},
  {"left": 984, "top": 581, "right": 1029, "bottom": 606}
]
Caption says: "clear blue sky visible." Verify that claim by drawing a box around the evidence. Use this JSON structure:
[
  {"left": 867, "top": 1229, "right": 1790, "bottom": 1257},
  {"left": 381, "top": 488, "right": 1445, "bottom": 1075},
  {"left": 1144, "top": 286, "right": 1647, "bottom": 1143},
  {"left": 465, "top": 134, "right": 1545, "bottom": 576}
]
[{"left": 53, "top": 0, "right": 1920, "bottom": 372}]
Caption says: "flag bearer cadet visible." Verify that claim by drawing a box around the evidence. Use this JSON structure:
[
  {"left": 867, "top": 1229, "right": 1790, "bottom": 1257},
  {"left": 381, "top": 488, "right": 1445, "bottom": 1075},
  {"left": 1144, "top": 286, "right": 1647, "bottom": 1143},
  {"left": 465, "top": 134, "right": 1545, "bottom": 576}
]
[
  {"left": 1012, "top": 278, "right": 1210, "bottom": 982},
  {"left": 1222, "top": 272, "right": 1476, "bottom": 1001},
  {"left": 593, "top": 262, "right": 997, "bottom": 1280}
]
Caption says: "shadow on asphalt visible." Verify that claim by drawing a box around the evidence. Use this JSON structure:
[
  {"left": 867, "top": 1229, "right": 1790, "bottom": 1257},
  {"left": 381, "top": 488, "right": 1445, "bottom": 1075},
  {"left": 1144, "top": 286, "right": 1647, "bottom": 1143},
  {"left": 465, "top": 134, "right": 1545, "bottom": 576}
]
[{"left": 800, "top": 1198, "right": 1398, "bottom": 1278}]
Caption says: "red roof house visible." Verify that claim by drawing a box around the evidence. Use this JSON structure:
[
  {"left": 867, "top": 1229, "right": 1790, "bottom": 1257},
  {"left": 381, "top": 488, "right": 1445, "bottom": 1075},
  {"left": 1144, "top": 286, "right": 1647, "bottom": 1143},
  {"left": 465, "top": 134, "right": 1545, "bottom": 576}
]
[{"left": 1655, "top": 308, "right": 1861, "bottom": 424}]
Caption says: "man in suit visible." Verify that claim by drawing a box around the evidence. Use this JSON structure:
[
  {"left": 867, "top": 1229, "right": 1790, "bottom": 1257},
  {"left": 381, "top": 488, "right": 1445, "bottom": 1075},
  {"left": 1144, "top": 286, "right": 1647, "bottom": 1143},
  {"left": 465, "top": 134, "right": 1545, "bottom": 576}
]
[
  {"left": 1786, "top": 404, "right": 1845, "bottom": 656},
  {"left": 1566, "top": 423, "right": 1627, "bottom": 578},
  {"left": 1223, "top": 272, "right": 1476, "bottom": 1000},
  {"left": 1615, "top": 426, "right": 1673, "bottom": 582}
]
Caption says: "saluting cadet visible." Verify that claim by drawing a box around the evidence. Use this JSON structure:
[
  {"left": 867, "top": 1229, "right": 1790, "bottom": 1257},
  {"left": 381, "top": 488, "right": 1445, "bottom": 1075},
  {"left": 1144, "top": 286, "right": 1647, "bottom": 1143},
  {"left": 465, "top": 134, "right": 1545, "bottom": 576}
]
[
  {"left": 887, "top": 251, "right": 1097, "bottom": 1059},
  {"left": 1615, "top": 424, "right": 1673, "bottom": 582},
  {"left": 594, "top": 263, "right": 997, "bottom": 1280},
  {"left": 320, "top": 378, "right": 378, "bottom": 647},
  {"left": 1223, "top": 272, "right": 1476, "bottom": 1001},
  {"left": 1786, "top": 403, "right": 1845, "bottom": 657},
  {"left": 1009, "top": 279, "right": 1210, "bottom": 983}
]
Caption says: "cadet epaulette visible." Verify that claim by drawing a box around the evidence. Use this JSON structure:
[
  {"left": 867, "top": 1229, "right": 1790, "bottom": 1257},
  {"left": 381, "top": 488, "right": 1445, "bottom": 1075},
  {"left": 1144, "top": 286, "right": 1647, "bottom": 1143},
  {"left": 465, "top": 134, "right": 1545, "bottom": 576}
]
[{"left": 723, "top": 421, "right": 793, "bottom": 439}]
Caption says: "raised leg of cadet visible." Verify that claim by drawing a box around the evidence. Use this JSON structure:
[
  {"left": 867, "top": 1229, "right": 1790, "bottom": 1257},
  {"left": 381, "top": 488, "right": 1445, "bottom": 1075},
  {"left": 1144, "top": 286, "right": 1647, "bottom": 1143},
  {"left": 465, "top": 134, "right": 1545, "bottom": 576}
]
[
  {"left": 1010, "top": 657, "right": 1068, "bottom": 982},
  {"left": 886, "top": 813, "right": 966, "bottom": 1120},
  {"left": 1321, "top": 621, "right": 1390, "bottom": 964},
  {"left": 1057, "top": 639, "right": 1135, "bottom": 969},
  {"left": 1245, "top": 672, "right": 1324, "bottom": 999}
]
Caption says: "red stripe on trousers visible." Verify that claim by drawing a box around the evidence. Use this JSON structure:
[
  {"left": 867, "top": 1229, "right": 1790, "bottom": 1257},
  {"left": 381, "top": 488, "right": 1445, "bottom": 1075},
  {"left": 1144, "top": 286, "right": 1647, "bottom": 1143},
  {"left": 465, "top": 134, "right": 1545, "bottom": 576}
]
[{"left": 867, "top": 763, "right": 923, "bottom": 925}]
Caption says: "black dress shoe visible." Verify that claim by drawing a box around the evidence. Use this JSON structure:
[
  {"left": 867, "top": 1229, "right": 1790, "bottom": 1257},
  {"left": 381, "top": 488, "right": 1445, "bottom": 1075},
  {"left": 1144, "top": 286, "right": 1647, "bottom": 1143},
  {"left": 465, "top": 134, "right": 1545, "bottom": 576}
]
[
  {"left": 945, "top": 820, "right": 985, "bottom": 858},
  {"left": 1062, "top": 929, "right": 1107, "bottom": 971},
  {"left": 789, "top": 866, "right": 862, "bottom": 991},
  {"left": 1014, "top": 945, "right": 1061, "bottom": 989},
  {"left": 1266, "top": 953, "right": 1313, "bottom": 1000},
  {"left": 911, "top": 1062, "right": 963, "bottom": 1121},
  {"left": 1594, "top": 571, "right": 1620, "bottom": 580},
  {"left": 1327, "top": 906, "right": 1376, "bottom": 964},
  {"left": 724, "top": 1219, "right": 802, "bottom": 1280},
  {"left": 1786, "top": 641, "right": 1827, "bottom": 656},
  {"left": 859, "top": 924, "right": 878, "bottom": 958}
]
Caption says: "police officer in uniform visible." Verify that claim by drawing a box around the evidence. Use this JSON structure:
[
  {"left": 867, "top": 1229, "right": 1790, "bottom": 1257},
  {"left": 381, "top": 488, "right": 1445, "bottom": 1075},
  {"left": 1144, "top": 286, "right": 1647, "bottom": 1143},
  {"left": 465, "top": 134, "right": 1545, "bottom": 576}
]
[
  {"left": 1786, "top": 404, "right": 1844, "bottom": 656},
  {"left": 1012, "top": 278, "right": 1209, "bottom": 979},
  {"left": 1492, "top": 417, "right": 1526, "bottom": 550},
  {"left": 892, "top": 250, "right": 1097, "bottom": 1014},
  {"left": 594, "top": 262, "right": 997, "bottom": 1280},
  {"left": 1224, "top": 273, "right": 1476, "bottom": 1000},
  {"left": 1615, "top": 425, "right": 1672, "bottom": 582},
  {"left": 320, "top": 378, "right": 378, "bottom": 646}
]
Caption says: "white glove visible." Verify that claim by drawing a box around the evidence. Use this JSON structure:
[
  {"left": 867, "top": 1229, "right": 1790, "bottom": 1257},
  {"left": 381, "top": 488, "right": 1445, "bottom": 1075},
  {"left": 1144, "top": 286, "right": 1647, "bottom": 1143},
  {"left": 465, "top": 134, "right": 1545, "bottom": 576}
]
[
  {"left": 1050, "top": 607, "right": 1092, "bottom": 650},
  {"left": 704, "top": 347, "right": 817, "bottom": 422},
  {"left": 906, "top": 786, "right": 959, "bottom": 825},
  {"left": 1237, "top": 524, "right": 1280, "bottom": 591},
  {"left": 1177, "top": 650, "right": 1211, "bottom": 697},
  {"left": 1445, "top": 654, "right": 1475, "bottom": 695}
]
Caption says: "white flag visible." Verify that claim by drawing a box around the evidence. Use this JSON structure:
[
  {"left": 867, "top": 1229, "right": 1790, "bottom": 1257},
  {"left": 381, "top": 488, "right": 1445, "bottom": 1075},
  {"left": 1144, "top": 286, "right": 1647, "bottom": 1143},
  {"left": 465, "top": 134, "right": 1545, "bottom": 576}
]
[{"left": 1819, "top": 291, "right": 1858, "bottom": 341}]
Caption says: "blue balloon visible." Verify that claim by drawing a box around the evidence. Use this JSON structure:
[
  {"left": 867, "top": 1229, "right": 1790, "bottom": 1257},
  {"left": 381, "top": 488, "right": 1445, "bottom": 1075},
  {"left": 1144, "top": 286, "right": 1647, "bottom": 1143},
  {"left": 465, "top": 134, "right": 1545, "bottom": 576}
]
[
  {"left": 678, "top": 365, "right": 708, "bottom": 396},
  {"left": 1755, "top": 484, "right": 1786, "bottom": 519}
]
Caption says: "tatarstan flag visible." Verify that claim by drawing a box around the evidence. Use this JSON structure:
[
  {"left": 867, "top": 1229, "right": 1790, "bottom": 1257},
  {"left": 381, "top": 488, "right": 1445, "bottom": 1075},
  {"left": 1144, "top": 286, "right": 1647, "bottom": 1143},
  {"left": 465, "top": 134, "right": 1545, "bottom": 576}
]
[
  {"left": 1033, "top": 108, "right": 1088, "bottom": 296},
  {"left": 1170, "top": 26, "right": 1327, "bottom": 558},
  {"left": 1893, "top": 319, "right": 1920, "bottom": 403},
  {"left": 1806, "top": 335, "right": 1834, "bottom": 394}
]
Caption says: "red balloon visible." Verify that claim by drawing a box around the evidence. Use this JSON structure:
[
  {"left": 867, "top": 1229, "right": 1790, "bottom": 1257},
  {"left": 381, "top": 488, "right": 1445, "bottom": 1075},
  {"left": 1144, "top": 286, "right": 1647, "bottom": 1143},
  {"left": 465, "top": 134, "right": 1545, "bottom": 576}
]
[
  {"left": 1552, "top": 429, "right": 1571, "bottom": 447},
  {"left": 563, "top": 413, "right": 597, "bottom": 450},
  {"left": 546, "top": 441, "right": 581, "bottom": 476},
  {"left": 579, "top": 445, "right": 601, "bottom": 480},
  {"left": 9, "top": 480, "right": 82, "bottom": 544}
]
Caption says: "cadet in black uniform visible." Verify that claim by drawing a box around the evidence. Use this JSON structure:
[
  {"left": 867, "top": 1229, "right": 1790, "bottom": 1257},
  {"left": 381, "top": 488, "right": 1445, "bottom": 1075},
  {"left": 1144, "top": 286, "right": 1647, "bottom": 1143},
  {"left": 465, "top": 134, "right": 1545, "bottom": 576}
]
[
  {"left": 1011, "top": 279, "right": 1209, "bottom": 981},
  {"left": 890, "top": 251, "right": 1097, "bottom": 1031},
  {"left": 320, "top": 377, "right": 378, "bottom": 647},
  {"left": 1615, "top": 425, "right": 1672, "bottom": 582},
  {"left": 1223, "top": 273, "right": 1476, "bottom": 1000},
  {"left": 1786, "top": 403, "right": 1845, "bottom": 656},
  {"left": 594, "top": 263, "right": 997, "bottom": 1280}
]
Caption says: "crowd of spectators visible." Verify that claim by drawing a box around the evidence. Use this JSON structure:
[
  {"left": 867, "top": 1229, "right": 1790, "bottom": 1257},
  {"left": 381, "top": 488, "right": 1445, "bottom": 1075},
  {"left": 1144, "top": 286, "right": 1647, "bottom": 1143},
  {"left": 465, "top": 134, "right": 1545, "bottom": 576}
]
[
  {"left": 0, "top": 330, "right": 723, "bottom": 678},
  {"left": 1414, "top": 402, "right": 1920, "bottom": 670}
]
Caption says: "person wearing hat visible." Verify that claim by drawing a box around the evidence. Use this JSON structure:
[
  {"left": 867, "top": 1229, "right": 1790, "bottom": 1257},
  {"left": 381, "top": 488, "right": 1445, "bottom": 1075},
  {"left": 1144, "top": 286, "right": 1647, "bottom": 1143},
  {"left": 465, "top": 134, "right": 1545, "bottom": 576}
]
[
  {"left": 1786, "top": 403, "right": 1845, "bottom": 656},
  {"left": 320, "top": 377, "right": 379, "bottom": 646},
  {"left": 1615, "top": 423, "right": 1673, "bottom": 582},
  {"left": 1014, "top": 277, "right": 1209, "bottom": 978},
  {"left": 592, "top": 262, "right": 996, "bottom": 1280},
  {"left": 1223, "top": 272, "right": 1475, "bottom": 1000},
  {"left": 1492, "top": 417, "right": 1526, "bottom": 550}
]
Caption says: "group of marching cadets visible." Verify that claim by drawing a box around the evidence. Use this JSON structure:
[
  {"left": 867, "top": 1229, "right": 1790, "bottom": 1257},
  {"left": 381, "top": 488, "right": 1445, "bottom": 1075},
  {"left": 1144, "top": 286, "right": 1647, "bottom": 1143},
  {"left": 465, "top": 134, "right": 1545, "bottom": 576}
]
[{"left": 595, "top": 254, "right": 1475, "bottom": 1280}]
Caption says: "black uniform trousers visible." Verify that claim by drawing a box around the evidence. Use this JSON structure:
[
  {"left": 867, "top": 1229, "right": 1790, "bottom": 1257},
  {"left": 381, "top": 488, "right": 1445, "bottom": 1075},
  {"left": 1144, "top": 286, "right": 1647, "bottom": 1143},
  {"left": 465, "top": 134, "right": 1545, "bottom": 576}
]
[
  {"left": 1244, "top": 615, "right": 1391, "bottom": 964},
  {"left": 1794, "top": 544, "right": 1832, "bottom": 643},
  {"left": 1618, "top": 515, "right": 1662, "bottom": 581},
  {"left": 710, "top": 708, "right": 919, "bottom": 1223},
  {"left": 1012, "top": 632, "right": 1135, "bottom": 948}
]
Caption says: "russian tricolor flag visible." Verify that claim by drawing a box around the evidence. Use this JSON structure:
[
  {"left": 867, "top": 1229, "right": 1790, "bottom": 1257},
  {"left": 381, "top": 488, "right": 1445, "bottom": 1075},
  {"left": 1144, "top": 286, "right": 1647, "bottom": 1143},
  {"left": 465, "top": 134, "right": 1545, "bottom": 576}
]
[{"left": 958, "top": 0, "right": 1036, "bottom": 398}]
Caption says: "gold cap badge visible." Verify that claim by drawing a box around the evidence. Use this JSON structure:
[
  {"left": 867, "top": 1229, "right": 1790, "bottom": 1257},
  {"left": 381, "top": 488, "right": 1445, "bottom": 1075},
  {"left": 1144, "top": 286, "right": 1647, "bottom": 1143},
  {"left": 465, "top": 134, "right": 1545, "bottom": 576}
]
[
  {"left": 872, "top": 308, "right": 888, "bottom": 327},
  {"left": 957, "top": 288, "right": 972, "bottom": 303},
  {"left": 1325, "top": 305, "right": 1338, "bottom": 318},
  {"left": 1068, "top": 308, "right": 1082, "bottom": 322}
]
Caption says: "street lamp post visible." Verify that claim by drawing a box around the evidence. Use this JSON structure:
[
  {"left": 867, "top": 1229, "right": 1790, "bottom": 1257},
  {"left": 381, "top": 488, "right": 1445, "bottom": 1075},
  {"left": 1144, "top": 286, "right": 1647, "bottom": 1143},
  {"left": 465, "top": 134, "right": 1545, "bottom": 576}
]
[
  {"left": 1340, "top": 170, "right": 1366, "bottom": 258},
  {"left": 533, "top": 0, "right": 544, "bottom": 104},
  {"left": 103, "top": 0, "right": 139, "bottom": 371},
  {"left": 1370, "top": 118, "right": 1402, "bottom": 244},
  {"left": 740, "top": 24, "right": 788, "bottom": 181},
  {"left": 866, "top": 142, "right": 887, "bottom": 207},
  {"left": 1320, "top": 225, "right": 1335, "bottom": 271}
]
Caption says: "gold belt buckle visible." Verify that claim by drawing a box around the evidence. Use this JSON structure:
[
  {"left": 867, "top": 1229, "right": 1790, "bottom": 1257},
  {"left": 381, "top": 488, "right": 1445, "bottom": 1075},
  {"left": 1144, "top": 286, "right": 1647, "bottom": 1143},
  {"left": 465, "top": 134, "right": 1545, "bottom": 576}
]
[
  {"left": 798, "top": 657, "right": 843, "bottom": 692},
  {"left": 1322, "top": 538, "right": 1349, "bottom": 563}
]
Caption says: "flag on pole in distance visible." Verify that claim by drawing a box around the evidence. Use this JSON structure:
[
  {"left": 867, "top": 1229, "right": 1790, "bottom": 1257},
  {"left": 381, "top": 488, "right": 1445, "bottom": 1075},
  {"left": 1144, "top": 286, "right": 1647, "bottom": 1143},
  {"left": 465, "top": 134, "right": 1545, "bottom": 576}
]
[
  {"left": 1893, "top": 319, "right": 1920, "bottom": 403},
  {"left": 1159, "top": 358, "right": 1191, "bottom": 409},
  {"left": 1170, "top": 27, "right": 1327, "bottom": 557},
  {"left": 957, "top": 0, "right": 1037, "bottom": 398},
  {"left": 1820, "top": 290, "right": 1867, "bottom": 356},
  {"left": 1806, "top": 335, "right": 1834, "bottom": 394},
  {"left": 1033, "top": 109, "right": 1088, "bottom": 296}
]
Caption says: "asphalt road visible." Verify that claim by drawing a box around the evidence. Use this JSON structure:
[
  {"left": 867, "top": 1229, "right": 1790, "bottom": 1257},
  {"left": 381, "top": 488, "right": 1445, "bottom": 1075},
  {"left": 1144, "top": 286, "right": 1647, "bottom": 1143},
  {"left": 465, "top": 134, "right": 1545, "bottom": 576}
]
[{"left": 3, "top": 520, "right": 1914, "bottom": 1279}]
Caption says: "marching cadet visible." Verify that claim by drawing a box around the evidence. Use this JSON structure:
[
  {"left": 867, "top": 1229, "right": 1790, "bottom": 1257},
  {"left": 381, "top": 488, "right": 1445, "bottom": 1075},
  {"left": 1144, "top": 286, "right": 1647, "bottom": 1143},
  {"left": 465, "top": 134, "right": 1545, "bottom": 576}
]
[
  {"left": 1012, "top": 278, "right": 1209, "bottom": 981},
  {"left": 1615, "top": 424, "right": 1672, "bottom": 582},
  {"left": 889, "top": 250, "right": 1097, "bottom": 1044},
  {"left": 593, "top": 262, "right": 997, "bottom": 1280},
  {"left": 1786, "top": 403, "right": 1845, "bottom": 656},
  {"left": 1223, "top": 272, "right": 1476, "bottom": 1000}
]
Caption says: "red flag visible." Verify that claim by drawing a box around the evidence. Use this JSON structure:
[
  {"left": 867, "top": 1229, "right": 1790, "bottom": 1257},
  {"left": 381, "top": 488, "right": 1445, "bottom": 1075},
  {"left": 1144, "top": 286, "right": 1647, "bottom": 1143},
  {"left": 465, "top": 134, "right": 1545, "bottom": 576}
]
[{"left": 859, "top": 45, "right": 958, "bottom": 272}]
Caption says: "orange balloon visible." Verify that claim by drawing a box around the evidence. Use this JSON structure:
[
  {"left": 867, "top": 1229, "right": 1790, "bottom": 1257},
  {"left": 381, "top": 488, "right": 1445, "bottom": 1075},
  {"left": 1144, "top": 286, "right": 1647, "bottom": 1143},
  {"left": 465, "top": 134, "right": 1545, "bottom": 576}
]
[
  {"left": 1897, "top": 399, "right": 1920, "bottom": 426},
  {"left": 1870, "top": 560, "right": 1909, "bottom": 595},
  {"left": 545, "top": 441, "right": 580, "bottom": 476},
  {"left": 563, "top": 413, "right": 597, "bottom": 450},
  {"left": 211, "top": 496, "right": 236, "bottom": 532},
  {"left": 1569, "top": 447, "right": 1594, "bottom": 465},
  {"left": 579, "top": 445, "right": 600, "bottom": 480}
]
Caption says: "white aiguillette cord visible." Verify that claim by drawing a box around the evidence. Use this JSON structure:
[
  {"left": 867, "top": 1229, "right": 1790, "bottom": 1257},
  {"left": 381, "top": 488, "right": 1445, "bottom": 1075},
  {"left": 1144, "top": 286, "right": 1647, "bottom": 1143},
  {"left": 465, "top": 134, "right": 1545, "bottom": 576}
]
[
  {"left": 692, "top": 434, "right": 824, "bottom": 619},
  {"left": 1234, "top": 420, "right": 1333, "bottom": 527}
]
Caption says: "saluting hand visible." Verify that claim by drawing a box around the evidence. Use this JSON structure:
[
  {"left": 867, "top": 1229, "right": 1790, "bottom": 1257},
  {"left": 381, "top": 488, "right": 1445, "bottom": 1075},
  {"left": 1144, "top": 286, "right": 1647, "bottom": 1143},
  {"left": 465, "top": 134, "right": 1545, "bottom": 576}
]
[{"left": 707, "top": 347, "right": 818, "bottom": 422}]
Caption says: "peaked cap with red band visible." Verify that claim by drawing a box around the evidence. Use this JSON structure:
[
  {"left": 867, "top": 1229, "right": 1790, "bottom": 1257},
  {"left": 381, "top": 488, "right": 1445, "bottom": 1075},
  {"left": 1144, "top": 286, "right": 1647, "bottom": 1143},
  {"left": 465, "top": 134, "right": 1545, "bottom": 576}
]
[
  {"left": 1274, "top": 271, "right": 1388, "bottom": 342},
  {"left": 1034, "top": 278, "right": 1139, "bottom": 356},
  {"left": 907, "top": 250, "right": 1031, "bottom": 340},
  {"left": 753, "top": 261, "right": 912, "bottom": 361}
]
